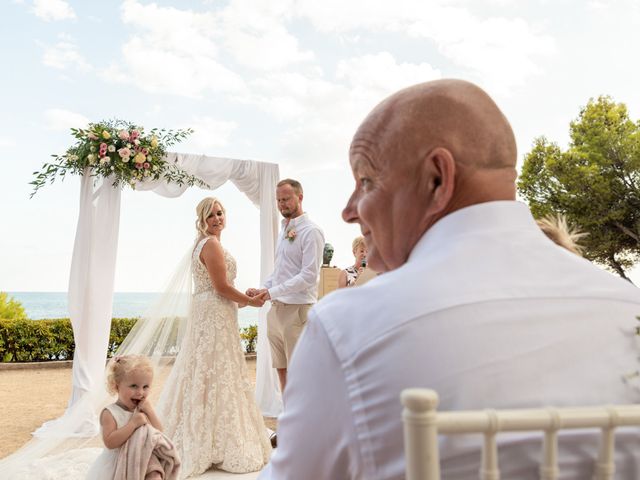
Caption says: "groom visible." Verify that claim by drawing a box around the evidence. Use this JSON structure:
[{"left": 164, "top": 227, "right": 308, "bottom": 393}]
[{"left": 248, "top": 178, "right": 324, "bottom": 394}]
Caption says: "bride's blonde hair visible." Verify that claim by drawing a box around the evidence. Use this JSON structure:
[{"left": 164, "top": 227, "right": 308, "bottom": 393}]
[{"left": 195, "top": 197, "right": 226, "bottom": 238}]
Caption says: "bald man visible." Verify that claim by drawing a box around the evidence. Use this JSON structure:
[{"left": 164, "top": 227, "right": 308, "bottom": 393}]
[{"left": 259, "top": 80, "right": 640, "bottom": 479}]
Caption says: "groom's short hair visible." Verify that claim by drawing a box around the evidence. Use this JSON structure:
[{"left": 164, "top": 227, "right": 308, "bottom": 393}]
[{"left": 278, "top": 178, "right": 303, "bottom": 195}]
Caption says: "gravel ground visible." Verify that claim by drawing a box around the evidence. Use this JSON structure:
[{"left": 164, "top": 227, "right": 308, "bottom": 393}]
[{"left": 0, "top": 358, "right": 277, "bottom": 459}]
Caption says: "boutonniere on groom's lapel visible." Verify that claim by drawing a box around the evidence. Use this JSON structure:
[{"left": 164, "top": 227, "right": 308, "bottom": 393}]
[{"left": 285, "top": 227, "right": 297, "bottom": 242}]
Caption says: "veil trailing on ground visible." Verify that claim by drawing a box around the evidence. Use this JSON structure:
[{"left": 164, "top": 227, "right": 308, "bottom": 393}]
[{"left": 0, "top": 243, "right": 199, "bottom": 478}]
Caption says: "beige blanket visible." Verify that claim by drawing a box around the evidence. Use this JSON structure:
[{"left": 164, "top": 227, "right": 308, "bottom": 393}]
[{"left": 113, "top": 424, "right": 181, "bottom": 480}]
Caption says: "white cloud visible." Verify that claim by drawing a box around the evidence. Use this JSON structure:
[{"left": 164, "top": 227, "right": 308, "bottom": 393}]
[
  {"left": 41, "top": 35, "right": 90, "bottom": 71},
  {"left": 220, "top": 0, "right": 314, "bottom": 70},
  {"left": 407, "top": 11, "right": 554, "bottom": 93},
  {"left": 245, "top": 52, "right": 440, "bottom": 170},
  {"left": 336, "top": 52, "right": 441, "bottom": 101},
  {"left": 296, "top": 0, "right": 554, "bottom": 93},
  {"left": 0, "top": 136, "right": 17, "bottom": 148},
  {"left": 43, "top": 109, "right": 89, "bottom": 131},
  {"left": 102, "top": 36, "right": 246, "bottom": 98},
  {"left": 103, "top": 1, "right": 244, "bottom": 97},
  {"left": 182, "top": 116, "right": 238, "bottom": 152},
  {"left": 587, "top": 1, "right": 608, "bottom": 10},
  {"left": 102, "top": 0, "right": 316, "bottom": 98},
  {"left": 31, "top": 0, "right": 75, "bottom": 21}
]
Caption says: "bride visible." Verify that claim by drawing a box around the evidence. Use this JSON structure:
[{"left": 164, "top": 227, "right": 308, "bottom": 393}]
[{"left": 157, "top": 196, "right": 272, "bottom": 477}]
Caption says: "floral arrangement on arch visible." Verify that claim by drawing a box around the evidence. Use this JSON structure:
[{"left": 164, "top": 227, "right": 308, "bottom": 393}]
[{"left": 30, "top": 119, "right": 208, "bottom": 197}]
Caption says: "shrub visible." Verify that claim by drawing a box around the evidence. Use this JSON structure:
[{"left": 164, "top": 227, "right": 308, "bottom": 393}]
[
  {"left": 0, "top": 317, "right": 258, "bottom": 361},
  {"left": 240, "top": 324, "right": 258, "bottom": 354},
  {"left": 0, "top": 292, "right": 27, "bottom": 320},
  {"left": 0, "top": 318, "right": 138, "bottom": 362}
]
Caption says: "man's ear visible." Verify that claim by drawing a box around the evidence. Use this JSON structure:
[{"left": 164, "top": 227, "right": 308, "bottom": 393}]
[{"left": 422, "top": 147, "right": 455, "bottom": 215}]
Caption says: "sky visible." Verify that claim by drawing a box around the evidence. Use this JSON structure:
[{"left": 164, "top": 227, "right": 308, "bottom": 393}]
[{"left": 2, "top": 0, "right": 640, "bottom": 293}]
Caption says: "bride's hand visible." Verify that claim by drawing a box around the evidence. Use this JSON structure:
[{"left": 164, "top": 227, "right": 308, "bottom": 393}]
[{"left": 248, "top": 295, "right": 266, "bottom": 307}]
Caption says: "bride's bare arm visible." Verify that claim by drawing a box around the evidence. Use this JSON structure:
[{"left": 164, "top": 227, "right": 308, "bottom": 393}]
[{"left": 200, "top": 237, "right": 264, "bottom": 307}]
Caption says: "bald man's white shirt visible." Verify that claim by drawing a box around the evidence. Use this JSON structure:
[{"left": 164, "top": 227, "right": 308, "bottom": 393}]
[{"left": 259, "top": 201, "right": 640, "bottom": 480}]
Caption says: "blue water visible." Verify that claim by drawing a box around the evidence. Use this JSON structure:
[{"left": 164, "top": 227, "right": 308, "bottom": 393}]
[{"left": 7, "top": 292, "right": 258, "bottom": 329}]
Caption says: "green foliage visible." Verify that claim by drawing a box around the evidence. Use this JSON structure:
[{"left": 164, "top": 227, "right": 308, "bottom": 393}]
[
  {"left": 0, "top": 292, "right": 28, "bottom": 320},
  {"left": 518, "top": 96, "right": 640, "bottom": 280},
  {"left": 0, "top": 318, "right": 138, "bottom": 362},
  {"left": 107, "top": 318, "right": 139, "bottom": 357},
  {"left": 30, "top": 119, "right": 206, "bottom": 197},
  {"left": 240, "top": 324, "right": 258, "bottom": 354},
  {"left": 0, "top": 317, "right": 258, "bottom": 361}
]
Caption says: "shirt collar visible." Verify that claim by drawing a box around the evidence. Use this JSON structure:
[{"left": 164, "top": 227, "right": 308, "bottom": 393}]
[
  {"left": 409, "top": 201, "right": 536, "bottom": 262},
  {"left": 282, "top": 212, "right": 308, "bottom": 229}
]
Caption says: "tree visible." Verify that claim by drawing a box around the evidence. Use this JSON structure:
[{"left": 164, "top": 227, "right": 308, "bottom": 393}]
[
  {"left": 518, "top": 96, "right": 640, "bottom": 281},
  {"left": 0, "top": 292, "right": 27, "bottom": 320}
]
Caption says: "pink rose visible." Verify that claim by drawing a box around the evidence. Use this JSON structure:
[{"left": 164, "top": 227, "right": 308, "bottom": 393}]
[
  {"left": 142, "top": 148, "right": 148, "bottom": 155},
  {"left": 118, "top": 147, "right": 131, "bottom": 159},
  {"left": 118, "top": 130, "right": 129, "bottom": 141},
  {"left": 143, "top": 162, "right": 150, "bottom": 169},
  {"left": 87, "top": 132, "right": 98, "bottom": 140},
  {"left": 135, "top": 162, "right": 143, "bottom": 169},
  {"left": 100, "top": 142, "right": 108, "bottom": 151},
  {"left": 129, "top": 130, "right": 140, "bottom": 141}
]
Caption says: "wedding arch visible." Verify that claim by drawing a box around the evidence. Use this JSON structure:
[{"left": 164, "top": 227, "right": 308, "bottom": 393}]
[{"left": 60, "top": 151, "right": 282, "bottom": 424}]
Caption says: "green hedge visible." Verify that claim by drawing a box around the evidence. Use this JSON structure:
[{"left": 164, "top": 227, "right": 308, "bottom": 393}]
[
  {"left": 0, "top": 318, "right": 259, "bottom": 362},
  {"left": 0, "top": 318, "right": 137, "bottom": 362}
]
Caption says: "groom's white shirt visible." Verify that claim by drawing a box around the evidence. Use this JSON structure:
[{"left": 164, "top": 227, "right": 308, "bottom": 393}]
[
  {"left": 263, "top": 213, "right": 324, "bottom": 304},
  {"left": 259, "top": 201, "right": 640, "bottom": 479}
]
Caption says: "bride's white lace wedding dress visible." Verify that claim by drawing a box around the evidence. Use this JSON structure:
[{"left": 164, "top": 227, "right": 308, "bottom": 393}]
[{"left": 157, "top": 237, "right": 271, "bottom": 478}]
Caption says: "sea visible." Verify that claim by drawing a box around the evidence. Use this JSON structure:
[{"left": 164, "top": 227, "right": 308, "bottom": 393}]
[{"left": 7, "top": 292, "right": 259, "bottom": 329}]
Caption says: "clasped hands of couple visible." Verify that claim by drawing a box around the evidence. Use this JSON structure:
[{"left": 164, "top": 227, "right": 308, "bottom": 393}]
[{"left": 243, "top": 288, "right": 271, "bottom": 308}]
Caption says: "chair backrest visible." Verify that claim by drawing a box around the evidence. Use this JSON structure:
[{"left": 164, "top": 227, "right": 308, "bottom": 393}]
[{"left": 400, "top": 388, "right": 640, "bottom": 480}]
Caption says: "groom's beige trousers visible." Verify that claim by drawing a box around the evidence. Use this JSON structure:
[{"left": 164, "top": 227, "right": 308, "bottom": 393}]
[{"left": 267, "top": 301, "right": 312, "bottom": 368}]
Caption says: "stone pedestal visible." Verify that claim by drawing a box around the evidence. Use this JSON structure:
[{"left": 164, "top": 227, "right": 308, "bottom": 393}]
[{"left": 318, "top": 266, "right": 340, "bottom": 299}]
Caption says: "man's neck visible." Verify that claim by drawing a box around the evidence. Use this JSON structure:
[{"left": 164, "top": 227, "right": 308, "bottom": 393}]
[{"left": 284, "top": 211, "right": 305, "bottom": 224}]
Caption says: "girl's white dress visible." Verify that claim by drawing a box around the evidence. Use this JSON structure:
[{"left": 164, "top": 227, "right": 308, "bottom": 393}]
[
  {"left": 85, "top": 403, "right": 133, "bottom": 479},
  {"left": 156, "top": 238, "right": 271, "bottom": 478}
]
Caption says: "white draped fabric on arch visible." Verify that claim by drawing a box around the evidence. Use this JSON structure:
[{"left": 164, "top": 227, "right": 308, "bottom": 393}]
[{"left": 42, "top": 152, "right": 283, "bottom": 433}]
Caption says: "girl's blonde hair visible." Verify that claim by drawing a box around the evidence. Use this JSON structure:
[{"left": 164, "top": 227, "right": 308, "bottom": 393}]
[
  {"left": 106, "top": 355, "right": 154, "bottom": 395},
  {"left": 352, "top": 236, "right": 366, "bottom": 254},
  {"left": 195, "top": 197, "right": 226, "bottom": 238},
  {"left": 537, "top": 214, "right": 587, "bottom": 256}
]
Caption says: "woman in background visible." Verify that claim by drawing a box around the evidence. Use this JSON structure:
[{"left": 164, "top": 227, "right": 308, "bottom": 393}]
[{"left": 338, "top": 236, "right": 368, "bottom": 288}]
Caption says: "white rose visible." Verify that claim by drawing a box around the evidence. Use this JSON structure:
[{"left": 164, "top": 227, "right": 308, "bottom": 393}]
[
  {"left": 87, "top": 154, "right": 97, "bottom": 164},
  {"left": 108, "top": 145, "right": 116, "bottom": 152}
]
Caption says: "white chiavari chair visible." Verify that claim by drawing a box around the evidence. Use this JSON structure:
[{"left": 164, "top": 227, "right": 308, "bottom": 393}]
[{"left": 401, "top": 388, "right": 640, "bottom": 480}]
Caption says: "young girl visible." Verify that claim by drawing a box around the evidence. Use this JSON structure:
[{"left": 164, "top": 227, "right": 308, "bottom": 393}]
[{"left": 87, "top": 355, "right": 180, "bottom": 480}]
